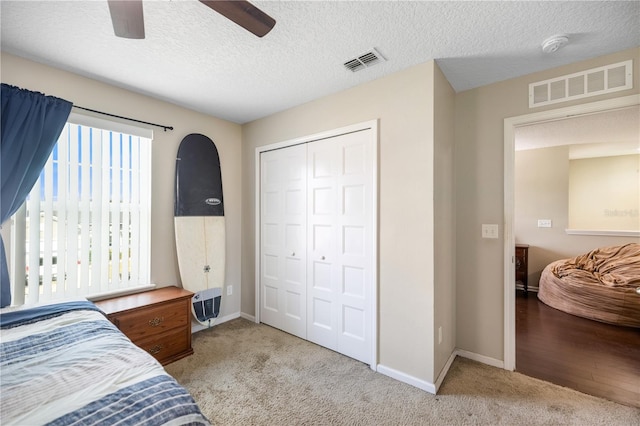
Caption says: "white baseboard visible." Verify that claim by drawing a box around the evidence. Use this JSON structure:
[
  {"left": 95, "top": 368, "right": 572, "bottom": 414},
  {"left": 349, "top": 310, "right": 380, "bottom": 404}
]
[
  {"left": 376, "top": 364, "right": 437, "bottom": 394},
  {"left": 240, "top": 312, "right": 256, "bottom": 322},
  {"left": 376, "top": 349, "right": 503, "bottom": 396},
  {"left": 191, "top": 311, "right": 241, "bottom": 333},
  {"left": 454, "top": 349, "right": 504, "bottom": 369},
  {"left": 515, "top": 283, "right": 539, "bottom": 292},
  {"left": 434, "top": 351, "right": 457, "bottom": 392}
]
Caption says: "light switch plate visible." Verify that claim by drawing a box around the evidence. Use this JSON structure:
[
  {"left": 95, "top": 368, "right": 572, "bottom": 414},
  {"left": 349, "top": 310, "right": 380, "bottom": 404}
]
[
  {"left": 482, "top": 224, "right": 499, "bottom": 239},
  {"left": 537, "top": 219, "right": 552, "bottom": 228}
]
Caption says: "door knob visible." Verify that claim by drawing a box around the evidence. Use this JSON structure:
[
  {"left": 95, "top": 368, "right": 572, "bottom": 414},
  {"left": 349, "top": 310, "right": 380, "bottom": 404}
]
[
  {"left": 291, "top": 252, "right": 295, "bottom": 257},
  {"left": 321, "top": 256, "right": 325, "bottom": 260}
]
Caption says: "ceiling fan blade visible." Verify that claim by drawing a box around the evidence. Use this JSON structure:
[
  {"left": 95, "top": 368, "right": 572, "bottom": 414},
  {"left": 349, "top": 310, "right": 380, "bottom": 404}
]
[
  {"left": 199, "top": 0, "right": 276, "bottom": 38},
  {"left": 108, "top": 0, "right": 145, "bottom": 39}
]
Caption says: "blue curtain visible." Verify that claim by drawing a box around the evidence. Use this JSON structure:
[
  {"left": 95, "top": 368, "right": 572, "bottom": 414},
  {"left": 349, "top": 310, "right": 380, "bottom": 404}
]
[{"left": 1, "top": 84, "right": 72, "bottom": 308}]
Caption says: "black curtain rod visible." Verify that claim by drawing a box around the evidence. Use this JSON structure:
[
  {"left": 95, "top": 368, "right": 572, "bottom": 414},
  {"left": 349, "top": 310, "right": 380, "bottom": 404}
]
[{"left": 73, "top": 105, "right": 174, "bottom": 132}]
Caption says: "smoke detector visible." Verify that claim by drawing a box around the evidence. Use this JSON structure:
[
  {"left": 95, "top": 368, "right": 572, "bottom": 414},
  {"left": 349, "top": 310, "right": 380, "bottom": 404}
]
[{"left": 541, "top": 35, "right": 569, "bottom": 53}]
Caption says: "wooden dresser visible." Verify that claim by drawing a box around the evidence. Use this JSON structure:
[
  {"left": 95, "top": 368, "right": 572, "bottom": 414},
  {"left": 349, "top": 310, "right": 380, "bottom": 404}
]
[
  {"left": 515, "top": 244, "right": 529, "bottom": 293},
  {"left": 95, "top": 286, "right": 194, "bottom": 365}
]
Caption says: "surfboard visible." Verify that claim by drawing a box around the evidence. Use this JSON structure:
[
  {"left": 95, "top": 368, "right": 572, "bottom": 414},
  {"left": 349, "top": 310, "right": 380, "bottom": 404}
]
[{"left": 174, "top": 133, "right": 225, "bottom": 327}]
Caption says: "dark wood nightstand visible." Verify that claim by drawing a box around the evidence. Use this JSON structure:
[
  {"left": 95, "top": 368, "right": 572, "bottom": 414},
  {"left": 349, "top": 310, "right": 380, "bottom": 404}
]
[
  {"left": 94, "top": 286, "right": 194, "bottom": 365},
  {"left": 515, "top": 244, "right": 529, "bottom": 293}
]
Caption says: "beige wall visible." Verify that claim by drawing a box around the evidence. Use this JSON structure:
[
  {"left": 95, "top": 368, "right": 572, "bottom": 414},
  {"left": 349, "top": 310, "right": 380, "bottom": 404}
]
[
  {"left": 1, "top": 53, "right": 243, "bottom": 319},
  {"left": 569, "top": 154, "right": 640, "bottom": 231},
  {"left": 243, "top": 61, "right": 448, "bottom": 383},
  {"left": 515, "top": 147, "right": 638, "bottom": 288},
  {"left": 455, "top": 47, "right": 640, "bottom": 360},
  {"left": 433, "top": 64, "right": 456, "bottom": 378}
]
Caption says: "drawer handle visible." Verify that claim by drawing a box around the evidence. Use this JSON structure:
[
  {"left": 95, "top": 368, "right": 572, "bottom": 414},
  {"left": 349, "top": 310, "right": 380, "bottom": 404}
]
[
  {"left": 148, "top": 316, "right": 164, "bottom": 327},
  {"left": 148, "top": 345, "right": 163, "bottom": 355}
]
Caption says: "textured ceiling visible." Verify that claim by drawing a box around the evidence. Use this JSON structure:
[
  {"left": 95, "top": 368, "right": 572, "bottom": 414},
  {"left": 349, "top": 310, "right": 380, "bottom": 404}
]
[{"left": 1, "top": 1, "right": 639, "bottom": 124}]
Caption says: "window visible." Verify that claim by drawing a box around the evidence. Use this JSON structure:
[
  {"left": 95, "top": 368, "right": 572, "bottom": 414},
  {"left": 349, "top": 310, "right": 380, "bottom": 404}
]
[{"left": 10, "top": 114, "right": 152, "bottom": 305}]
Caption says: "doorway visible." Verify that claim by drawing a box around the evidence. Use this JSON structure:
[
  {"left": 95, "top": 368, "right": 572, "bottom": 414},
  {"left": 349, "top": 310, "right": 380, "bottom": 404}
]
[
  {"left": 503, "top": 95, "right": 640, "bottom": 404},
  {"left": 503, "top": 94, "right": 640, "bottom": 370}
]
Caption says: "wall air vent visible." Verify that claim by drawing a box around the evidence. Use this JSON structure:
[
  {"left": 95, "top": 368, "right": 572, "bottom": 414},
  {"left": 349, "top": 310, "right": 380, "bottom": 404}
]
[
  {"left": 529, "top": 60, "right": 633, "bottom": 108},
  {"left": 344, "top": 48, "right": 386, "bottom": 72}
]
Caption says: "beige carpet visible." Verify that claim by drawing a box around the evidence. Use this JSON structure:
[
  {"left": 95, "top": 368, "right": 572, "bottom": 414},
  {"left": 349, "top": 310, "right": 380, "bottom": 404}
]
[{"left": 165, "top": 318, "right": 639, "bottom": 425}]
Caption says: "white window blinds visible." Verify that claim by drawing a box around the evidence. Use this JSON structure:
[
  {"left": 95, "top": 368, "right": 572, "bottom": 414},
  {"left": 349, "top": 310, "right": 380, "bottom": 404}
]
[{"left": 11, "top": 119, "right": 152, "bottom": 305}]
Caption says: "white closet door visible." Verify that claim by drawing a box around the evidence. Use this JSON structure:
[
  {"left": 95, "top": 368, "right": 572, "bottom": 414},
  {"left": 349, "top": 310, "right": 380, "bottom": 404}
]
[
  {"left": 260, "top": 145, "right": 307, "bottom": 338},
  {"left": 307, "top": 130, "right": 373, "bottom": 364},
  {"left": 306, "top": 139, "right": 340, "bottom": 350},
  {"left": 259, "top": 126, "right": 374, "bottom": 365}
]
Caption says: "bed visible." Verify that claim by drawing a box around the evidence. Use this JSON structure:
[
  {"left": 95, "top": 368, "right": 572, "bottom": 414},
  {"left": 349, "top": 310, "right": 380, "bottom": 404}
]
[
  {"left": 0, "top": 301, "right": 210, "bottom": 425},
  {"left": 537, "top": 243, "right": 640, "bottom": 328}
]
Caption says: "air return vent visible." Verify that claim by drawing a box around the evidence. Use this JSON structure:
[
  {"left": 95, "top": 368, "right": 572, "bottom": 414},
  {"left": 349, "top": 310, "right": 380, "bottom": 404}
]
[
  {"left": 344, "top": 48, "right": 386, "bottom": 72},
  {"left": 529, "top": 60, "right": 632, "bottom": 108}
]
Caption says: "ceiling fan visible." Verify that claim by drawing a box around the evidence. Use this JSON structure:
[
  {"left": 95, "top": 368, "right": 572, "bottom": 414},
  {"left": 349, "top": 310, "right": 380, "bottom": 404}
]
[{"left": 107, "top": 0, "right": 276, "bottom": 39}]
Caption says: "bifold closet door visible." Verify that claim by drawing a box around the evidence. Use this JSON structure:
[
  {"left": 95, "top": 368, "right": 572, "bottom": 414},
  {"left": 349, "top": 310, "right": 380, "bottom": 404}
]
[
  {"left": 306, "top": 130, "right": 373, "bottom": 364},
  {"left": 260, "top": 145, "right": 307, "bottom": 339},
  {"left": 259, "top": 128, "right": 374, "bottom": 365}
]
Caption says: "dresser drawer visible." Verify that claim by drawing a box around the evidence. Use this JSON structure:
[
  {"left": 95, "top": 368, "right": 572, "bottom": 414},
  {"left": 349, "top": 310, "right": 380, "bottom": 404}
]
[
  {"left": 137, "top": 327, "right": 192, "bottom": 365},
  {"left": 112, "top": 299, "right": 189, "bottom": 342}
]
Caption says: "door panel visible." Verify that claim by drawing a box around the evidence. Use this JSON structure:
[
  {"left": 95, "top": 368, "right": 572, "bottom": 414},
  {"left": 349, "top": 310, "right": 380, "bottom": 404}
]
[
  {"left": 311, "top": 260, "right": 332, "bottom": 290},
  {"left": 311, "top": 224, "right": 333, "bottom": 253},
  {"left": 307, "top": 140, "right": 339, "bottom": 350},
  {"left": 333, "top": 130, "right": 373, "bottom": 364},
  {"left": 263, "top": 283, "right": 279, "bottom": 313},
  {"left": 342, "top": 225, "right": 365, "bottom": 256},
  {"left": 343, "top": 305, "right": 365, "bottom": 339},
  {"left": 343, "top": 265, "right": 365, "bottom": 297},
  {"left": 260, "top": 145, "right": 307, "bottom": 338},
  {"left": 312, "top": 187, "right": 333, "bottom": 215},
  {"left": 311, "top": 295, "right": 333, "bottom": 348},
  {"left": 343, "top": 184, "right": 366, "bottom": 216}
]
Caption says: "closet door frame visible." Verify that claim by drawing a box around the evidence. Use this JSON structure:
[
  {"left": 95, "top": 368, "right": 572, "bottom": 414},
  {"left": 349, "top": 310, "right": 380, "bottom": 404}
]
[{"left": 254, "top": 120, "right": 379, "bottom": 370}]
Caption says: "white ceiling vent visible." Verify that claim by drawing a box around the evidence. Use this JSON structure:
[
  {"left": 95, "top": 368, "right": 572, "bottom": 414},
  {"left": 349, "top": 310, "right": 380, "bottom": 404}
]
[
  {"left": 344, "top": 48, "right": 386, "bottom": 72},
  {"left": 529, "top": 60, "right": 633, "bottom": 108}
]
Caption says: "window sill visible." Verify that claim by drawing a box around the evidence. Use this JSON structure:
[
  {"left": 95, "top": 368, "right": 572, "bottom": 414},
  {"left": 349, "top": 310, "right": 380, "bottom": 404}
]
[
  {"left": 87, "top": 284, "right": 157, "bottom": 302},
  {"left": 565, "top": 229, "right": 640, "bottom": 237}
]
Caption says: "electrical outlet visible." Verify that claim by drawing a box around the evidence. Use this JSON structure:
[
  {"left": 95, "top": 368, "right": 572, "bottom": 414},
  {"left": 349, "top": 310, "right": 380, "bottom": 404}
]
[
  {"left": 482, "top": 224, "right": 499, "bottom": 239},
  {"left": 438, "top": 326, "right": 442, "bottom": 344},
  {"left": 227, "top": 285, "right": 233, "bottom": 296}
]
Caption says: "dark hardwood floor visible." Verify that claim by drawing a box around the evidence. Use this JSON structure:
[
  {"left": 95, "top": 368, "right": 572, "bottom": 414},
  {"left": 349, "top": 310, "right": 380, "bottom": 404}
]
[{"left": 516, "top": 290, "right": 640, "bottom": 408}]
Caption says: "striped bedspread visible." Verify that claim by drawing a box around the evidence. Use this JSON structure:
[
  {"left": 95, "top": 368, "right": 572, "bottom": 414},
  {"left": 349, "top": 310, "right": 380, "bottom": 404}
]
[{"left": 0, "top": 302, "right": 210, "bottom": 425}]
